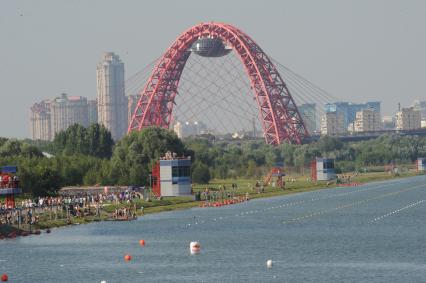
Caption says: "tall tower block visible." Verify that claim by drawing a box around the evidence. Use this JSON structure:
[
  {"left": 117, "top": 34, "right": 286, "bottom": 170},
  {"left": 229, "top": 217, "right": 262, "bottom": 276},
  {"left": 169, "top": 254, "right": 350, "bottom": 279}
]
[{"left": 96, "top": 52, "right": 127, "bottom": 140}]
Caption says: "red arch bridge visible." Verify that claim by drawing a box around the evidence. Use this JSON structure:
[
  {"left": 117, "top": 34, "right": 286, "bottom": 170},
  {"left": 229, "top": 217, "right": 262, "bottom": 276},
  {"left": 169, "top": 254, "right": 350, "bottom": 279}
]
[{"left": 128, "top": 22, "right": 336, "bottom": 145}]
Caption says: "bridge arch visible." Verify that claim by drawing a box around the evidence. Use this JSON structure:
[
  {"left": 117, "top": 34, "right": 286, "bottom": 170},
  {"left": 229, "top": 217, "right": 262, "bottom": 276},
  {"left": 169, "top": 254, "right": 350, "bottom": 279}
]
[{"left": 128, "top": 22, "right": 308, "bottom": 144}]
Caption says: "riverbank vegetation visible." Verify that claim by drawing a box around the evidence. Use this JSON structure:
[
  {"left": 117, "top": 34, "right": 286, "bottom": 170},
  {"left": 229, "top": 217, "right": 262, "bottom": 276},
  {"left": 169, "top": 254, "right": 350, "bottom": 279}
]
[{"left": 0, "top": 126, "right": 425, "bottom": 197}]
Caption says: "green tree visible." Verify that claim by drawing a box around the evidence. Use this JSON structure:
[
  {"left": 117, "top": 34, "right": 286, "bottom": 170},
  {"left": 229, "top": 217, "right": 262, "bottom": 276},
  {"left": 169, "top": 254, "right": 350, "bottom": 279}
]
[
  {"left": 246, "top": 159, "right": 256, "bottom": 177},
  {"left": 0, "top": 139, "right": 43, "bottom": 158},
  {"left": 87, "top": 123, "right": 114, "bottom": 158},
  {"left": 192, "top": 162, "right": 211, "bottom": 184},
  {"left": 110, "top": 127, "right": 187, "bottom": 185},
  {"left": 0, "top": 139, "right": 23, "bottom": 156},
  {"left": 52, "top": 123, "right": 114, "bottom": 158},
  {"left": 317, "top": 136, "right": 343, "bottom": 155},
  {"left": 0, "top": 137, "right": 8, "bottom": 148}
]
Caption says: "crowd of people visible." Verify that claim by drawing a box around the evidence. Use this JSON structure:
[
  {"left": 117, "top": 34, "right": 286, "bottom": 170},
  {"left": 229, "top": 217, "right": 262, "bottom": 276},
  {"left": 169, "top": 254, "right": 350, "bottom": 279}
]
[
  {"left": 0, "top": 174, "right": 19, "bottom": 189},
  {"left": 0, "top": 207, "right": 39, "bottom": 226},
  {"left": 112, "top": 206, "right": 137, "bottom": 220},
  {"left": 0, "top": 189, "right": 144, "bottom": 226},
  {"left": 200, "top": 184, "right": 239, "bottom": 202},
  {"left": 17, "top": 190, "right": 142, "bottom": 209}
]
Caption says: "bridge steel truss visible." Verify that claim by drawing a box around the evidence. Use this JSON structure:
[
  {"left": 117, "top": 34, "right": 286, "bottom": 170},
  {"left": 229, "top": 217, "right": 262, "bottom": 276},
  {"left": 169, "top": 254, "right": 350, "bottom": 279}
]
[{"left": 128, "top": 22, "right": 309, "bottom": 145}]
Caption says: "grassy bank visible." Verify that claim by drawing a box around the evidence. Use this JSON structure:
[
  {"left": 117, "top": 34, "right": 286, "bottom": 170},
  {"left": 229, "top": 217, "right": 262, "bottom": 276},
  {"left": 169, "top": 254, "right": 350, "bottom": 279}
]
[{"left": 2, "top": 170, "right": 421, "bottom": 234}]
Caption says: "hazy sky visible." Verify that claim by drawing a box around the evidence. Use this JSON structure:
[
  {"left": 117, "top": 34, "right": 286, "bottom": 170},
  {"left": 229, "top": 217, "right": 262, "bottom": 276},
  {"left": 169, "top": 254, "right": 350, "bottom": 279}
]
[{"left": 1, "top": 0, "right": 425, "bottom": 138}]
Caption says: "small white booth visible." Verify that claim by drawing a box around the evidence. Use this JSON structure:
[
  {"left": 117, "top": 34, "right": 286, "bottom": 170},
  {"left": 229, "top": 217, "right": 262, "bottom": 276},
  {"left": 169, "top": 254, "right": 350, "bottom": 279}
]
[
  {"left": 417, "top": 158, "right": 426, "bottom": 172},
  {"left": 312, "top": 158, "right": 336, "bottom": 181}
]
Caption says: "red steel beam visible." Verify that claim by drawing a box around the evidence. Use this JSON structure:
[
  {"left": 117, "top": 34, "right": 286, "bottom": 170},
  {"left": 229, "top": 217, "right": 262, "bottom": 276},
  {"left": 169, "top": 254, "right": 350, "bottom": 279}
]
[{"left": 128, "top": 22, "right": 308, "bottom": 145}]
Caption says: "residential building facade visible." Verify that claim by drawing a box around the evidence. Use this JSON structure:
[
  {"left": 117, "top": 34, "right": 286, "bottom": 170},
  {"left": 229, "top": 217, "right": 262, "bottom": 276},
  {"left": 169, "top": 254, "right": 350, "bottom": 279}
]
[
  {"left": 396, "top": 107, "right": 421, "bottom": 130},
  {"left": 320, "top": 112, "right": 345, "bottom": 135},
  {"left": 50, "top": 93, "right": 89, "bottom": 137},
  {"left": 325, "top": 101, "right": 381, "bottom": 129},
  {"left": 96, "top": 52, "right": 127, "bottom": 140},
  {"left": 354, "top": 109, "right": 381, "bottom": 132},
  {"left": 88, "top": 99, "right": 98, "bottom": 125},
  {"left": 30, "top": 100, "right": 52, "bottom": 141},
  {"left": 413, "top": 100, "right": 426, "bottom": 120}
]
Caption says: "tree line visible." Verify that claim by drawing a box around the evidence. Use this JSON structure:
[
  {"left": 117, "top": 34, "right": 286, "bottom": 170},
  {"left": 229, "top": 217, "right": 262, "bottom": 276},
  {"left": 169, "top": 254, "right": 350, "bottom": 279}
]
[{"left": 0, "top": 124, "right": 425, "bottom": 196}]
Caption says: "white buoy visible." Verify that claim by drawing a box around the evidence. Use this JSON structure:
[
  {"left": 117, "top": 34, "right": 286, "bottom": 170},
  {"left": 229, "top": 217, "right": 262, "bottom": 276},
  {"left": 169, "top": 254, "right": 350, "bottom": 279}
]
[
  {"left": 101, "top": 281, "right": 107, "bottom": 283},
  {"left": 190, "top": 241, "right": 201, "bottom": 255},
  {"left": 266, "top": 259, "right": 273, "bottom": 268}
]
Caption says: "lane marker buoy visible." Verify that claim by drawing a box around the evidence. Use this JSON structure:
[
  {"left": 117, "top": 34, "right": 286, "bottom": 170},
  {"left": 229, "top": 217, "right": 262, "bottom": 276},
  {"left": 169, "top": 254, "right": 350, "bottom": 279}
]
[
  {"left": 139, "top": 239, "right": 145, "bottom": 246},
  {"left": 371, "top": 199, "right": 425, "bottom": 222},
  {"left": 190, "top": 241, "right": 201, "bottom": 255},
  {"left": 266, "top": 260, "right": 273, "bottom": 268},
  {"left": 124, "top": 254, "right": 132, "bottom": 261}
]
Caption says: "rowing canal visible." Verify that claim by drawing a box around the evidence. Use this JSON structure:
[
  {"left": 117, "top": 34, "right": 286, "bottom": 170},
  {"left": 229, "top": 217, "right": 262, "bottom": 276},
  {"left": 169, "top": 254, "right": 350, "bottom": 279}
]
[{"left": 1, "top": 175, "right": 426, "bottom": 282}]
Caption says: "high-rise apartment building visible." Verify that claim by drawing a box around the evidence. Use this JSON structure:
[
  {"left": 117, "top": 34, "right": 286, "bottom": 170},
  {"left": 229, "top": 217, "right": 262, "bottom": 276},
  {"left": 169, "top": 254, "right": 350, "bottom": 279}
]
[
  {"left": 413, "top": 100, "right": 426, "bottom": 120},
  {"left": 298, "top": 103, "right": 317, "bottom": 134},
  {"left": 88, "top": 99, "right": 98, "bottom": 125},
  {"left": 30, "top": 100, "right": 51, "bottom": 141},
  {"left": 96, "top": 52, "right": 127, "bottom": 140},
  {"left": 396, "top": 107, "right": 421, "bottom": 130},
  {"left": 50, "top": 93, "right": 89, "bottom": 138},
  {"left": 320, "top": 112, "right": 345, "bottom": 135},
  {"left": 325, "top": 101, "right": 381, "bottom": 128},
  {"left": 354, "top": 108, "right": 381, "bottom": 132},
  {"left": 30, "top": 95, "right": 97, "bottom": 140}
]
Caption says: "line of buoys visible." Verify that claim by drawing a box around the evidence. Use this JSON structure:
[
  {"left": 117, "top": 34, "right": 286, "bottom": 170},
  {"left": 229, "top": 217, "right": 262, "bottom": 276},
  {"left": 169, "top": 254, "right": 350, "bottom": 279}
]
[
  {"left": 1, "top": 274, "right": 8, "bottom": 281},
  {"left": 122, "top": 239, "right": 147, "bottom": 263},
  {"left": 190, "top": 241, "right": 201, "bottom": 255},
  {"left": 199, "top": 197, "right": 248, "bottom": 208},
  {"left": 337, "top": 182, "right": 362, "bottom": 187}
]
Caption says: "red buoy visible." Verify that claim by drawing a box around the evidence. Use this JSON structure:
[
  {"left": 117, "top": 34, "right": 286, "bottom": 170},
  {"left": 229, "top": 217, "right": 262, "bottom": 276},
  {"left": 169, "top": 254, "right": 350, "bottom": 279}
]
[
  {"left": 124, "top": 254, "right": 132, "bottom": 261},
  {"left": 139, "top": 239, "right": 145, "bottom": 246},
  {"left": 1, "top": 274, "right": 8, "bottom": 281}
]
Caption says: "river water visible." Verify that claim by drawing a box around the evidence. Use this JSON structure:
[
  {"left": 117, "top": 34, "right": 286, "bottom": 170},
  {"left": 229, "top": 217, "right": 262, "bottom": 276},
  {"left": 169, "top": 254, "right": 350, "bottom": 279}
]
[{"left": 1, "top": 175, "right": 426, "bottom": 282}]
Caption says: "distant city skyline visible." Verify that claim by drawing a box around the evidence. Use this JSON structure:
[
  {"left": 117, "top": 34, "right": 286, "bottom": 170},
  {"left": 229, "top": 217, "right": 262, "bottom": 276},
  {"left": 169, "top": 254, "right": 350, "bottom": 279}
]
[{"left": 1, "top": 0, "right": 426, "bottom": 138}]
